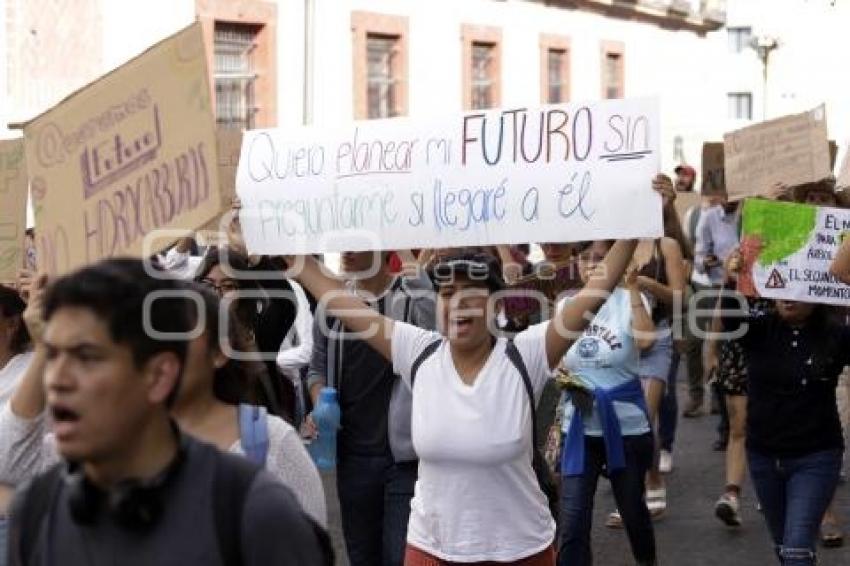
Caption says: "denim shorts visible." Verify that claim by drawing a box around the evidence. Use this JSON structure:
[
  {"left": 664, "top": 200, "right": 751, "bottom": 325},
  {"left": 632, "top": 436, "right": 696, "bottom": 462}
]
[{"left": 639, "top": 323, "right": 673, "bottom": 385}]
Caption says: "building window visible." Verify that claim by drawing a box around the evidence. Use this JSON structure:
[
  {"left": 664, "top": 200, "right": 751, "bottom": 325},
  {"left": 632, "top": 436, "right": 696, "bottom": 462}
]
[
  {"left": 601, "top": 42, "right": 625, "bottom": 99},
  {"left": 462, "top": 25, "right": 501, "bottom": 111},
  {"left": 471, "top": 43, "right": 497, "bottom": 110},
  {"left": 197, "top": 0, "right": 278, "bottom": 128},
  {"left": 366, "top": 34, "right": 401, "bottom": 119},
  {"left": 728, "top": 92, "right": 753, "bottom": 119},
  {"left": 547, "top": 50, "right": 567, "bottom": 103},
  {"left": 214, "top": 23, "right": 259, "bottom": 130},
  {"left": 728, "top": 27, "right": 752, "bottom": 53},
  {"left": 352, "top": 12, "right": 409, "bottom": 120},
  {"left": 540, "top": 35, "right": 570, "bottom": 104}
]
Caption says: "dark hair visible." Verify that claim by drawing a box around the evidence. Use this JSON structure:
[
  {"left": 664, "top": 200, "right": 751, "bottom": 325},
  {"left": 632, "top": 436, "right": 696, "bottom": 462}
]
[
  {"left": 0, "top": 285, "right": 30, "bottom": 354},
  {"left": 195, "top": 247, "right": 264, "bottom": 332},
  {"left": 189, "top": 283, "right": 279, "bottom": 414},
  {"left": 431, "top": 252, "right": 505, "bottom": 292},
  {"left": 44, "top": 258, "right": 191, "bottom": 378}
]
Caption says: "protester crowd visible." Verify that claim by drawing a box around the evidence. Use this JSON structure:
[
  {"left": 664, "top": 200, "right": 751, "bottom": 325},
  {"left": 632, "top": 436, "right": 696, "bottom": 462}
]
[{"left": 0, "top": 166, "right": 848, "bottom": 566}]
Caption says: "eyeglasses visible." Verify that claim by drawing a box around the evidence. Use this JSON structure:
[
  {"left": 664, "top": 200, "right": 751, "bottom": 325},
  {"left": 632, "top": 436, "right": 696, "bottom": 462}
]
[{"left": 201, "top": 279, "right": 240, "bottom": 295}]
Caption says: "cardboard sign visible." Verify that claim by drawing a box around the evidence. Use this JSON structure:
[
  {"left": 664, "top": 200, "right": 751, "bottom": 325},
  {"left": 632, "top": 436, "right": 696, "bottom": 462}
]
[
  {"left": 724, "top": 105, "right": 831, "bottom": 201},
  {"left": 503, "top": 261, "right": 582, "bottom": 329},
  {"left": 0, "top": 139, "right": 28, "bottom": 283},
  {"left": 701, "top": 142, "right": 725, "bottom": 195},
  {"left": 23, "top": 22, "right": 220, "bottom": 274},
  {"left": 838, "top": 142, "right": 850, "bottom": 190},
  {"left": 739, "top": 198, "right": 850, "bottom": 305},
  {"left": 237, "top": 98, "right": 663, "bottom": 255}
]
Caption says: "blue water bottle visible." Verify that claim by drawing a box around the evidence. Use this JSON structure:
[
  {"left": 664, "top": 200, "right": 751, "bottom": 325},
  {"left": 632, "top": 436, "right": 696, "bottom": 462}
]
[{"left": 308, "top": 387, "right": 341, "bottom": 469}]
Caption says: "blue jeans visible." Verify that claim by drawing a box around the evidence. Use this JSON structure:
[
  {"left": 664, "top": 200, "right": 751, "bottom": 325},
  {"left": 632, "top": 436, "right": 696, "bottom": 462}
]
[
  {"left": 658, "top": 350, "right": 680, "bottom": 452},
  {"left": 0, "top": 516, "right": 6, "bottom": 566},
  {"left": 559, "top": 433, "right": 656, "bottom": 566},
  {"left": 336, "top": 453, "right": 417, "bottom": 566},
  {"left": 748, "top": 448, "right": 843, "bottom": 565}
]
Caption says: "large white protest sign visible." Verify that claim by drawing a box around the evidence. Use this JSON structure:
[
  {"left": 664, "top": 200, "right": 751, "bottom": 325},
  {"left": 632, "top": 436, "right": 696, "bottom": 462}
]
[
  {"left": 739, "top": 199, "right": 850, "bottom": 306},
  {"left": 236, "top": 98, "right": 662, "bottom": 254}
]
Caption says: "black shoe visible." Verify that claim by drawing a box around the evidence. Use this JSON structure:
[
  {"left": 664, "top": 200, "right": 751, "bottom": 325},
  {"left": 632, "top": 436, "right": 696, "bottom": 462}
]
[{"left": 712, "top": 439, "right": 727, "bottom": 451}]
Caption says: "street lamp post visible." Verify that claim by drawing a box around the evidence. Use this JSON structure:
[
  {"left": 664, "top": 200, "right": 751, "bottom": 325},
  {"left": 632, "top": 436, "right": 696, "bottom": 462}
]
[{"left": 749, "top": 35, "right": 779, "bottom": 120}]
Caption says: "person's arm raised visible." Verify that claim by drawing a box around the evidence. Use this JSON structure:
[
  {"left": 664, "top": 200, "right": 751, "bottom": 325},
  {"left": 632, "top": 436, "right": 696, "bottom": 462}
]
[
  {"left": 544, "top": 239, "right": 638, "bottom": 369},
  {"left": 288, "top": 256, "right": 394, "bottom": 361},
  {"left": 10, "top": 274, "right": 49, "bottom": 419}
]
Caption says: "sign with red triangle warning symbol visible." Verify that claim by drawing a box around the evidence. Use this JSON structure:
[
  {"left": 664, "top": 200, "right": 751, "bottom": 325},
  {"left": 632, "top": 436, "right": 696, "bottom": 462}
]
[{"left": 765, "top": 269, "right": 786, "bottom": 289}]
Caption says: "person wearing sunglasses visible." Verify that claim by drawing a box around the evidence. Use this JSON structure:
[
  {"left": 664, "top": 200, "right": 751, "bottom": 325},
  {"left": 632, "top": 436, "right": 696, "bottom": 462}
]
[{"left": 286, "top": 234, "right": 638, "bottom": 564}]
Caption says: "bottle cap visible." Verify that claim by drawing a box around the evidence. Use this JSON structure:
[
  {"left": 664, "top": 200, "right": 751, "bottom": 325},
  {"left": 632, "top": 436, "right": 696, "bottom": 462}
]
[{"left": 319, "top": 387, "right": 338, "bottom": 403}]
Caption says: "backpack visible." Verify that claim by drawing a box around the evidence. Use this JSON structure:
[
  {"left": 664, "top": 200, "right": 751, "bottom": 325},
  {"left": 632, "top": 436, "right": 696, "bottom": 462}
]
[
  {"left": 410, "top": 339, "right": 561, "bottom": 524},
  {"left": 238, "top": 403, "right": 270, "bottom": 466},
  {"left": 13, "top": 449, "right": 334, "bottom": 566}
]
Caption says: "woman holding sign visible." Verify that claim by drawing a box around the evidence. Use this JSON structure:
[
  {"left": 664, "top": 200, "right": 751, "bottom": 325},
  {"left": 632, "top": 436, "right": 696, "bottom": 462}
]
[
  {"left": 286, "top": 230, "right": 641, "bottom": 563},
  {"left": 724, "top": 256, "right": 850, "bottom": 566}
]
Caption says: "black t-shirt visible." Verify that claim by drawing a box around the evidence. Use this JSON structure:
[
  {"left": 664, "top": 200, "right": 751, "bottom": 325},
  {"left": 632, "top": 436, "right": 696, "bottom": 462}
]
[
  {"left": 7, "top": 436, "right": 326, "bottom": 566},
  {"left": 325, "top": 294, "right": 398, "bottom": 458},
  {"left": 741, "top": 313, "right": 850, "bottom": 458}
]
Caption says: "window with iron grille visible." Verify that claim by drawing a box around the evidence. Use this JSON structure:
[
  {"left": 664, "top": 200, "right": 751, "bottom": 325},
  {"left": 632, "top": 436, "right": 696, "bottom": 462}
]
[
  {"left": 728, "top": 92, "right": 753, "bottom": 120},
  {"left": 471, "top": 42, "right": 496, "bottom": 110},
  {"left": 727, "top": 27, "right": 752, "bottom": 54},
  {"left": 603, "top": 52, "right": 623, "bottom": 99},
  {"left": 366, "top": 34, "right": 400, "bottom": 119},
  {"left": 547, "top": 48, "right": 567, "bottom": 104},
  {"left": 214, "top": 23, "right": 259, "bottom": 130}
]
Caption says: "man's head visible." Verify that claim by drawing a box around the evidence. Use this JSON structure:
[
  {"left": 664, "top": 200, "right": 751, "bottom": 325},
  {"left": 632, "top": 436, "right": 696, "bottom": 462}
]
[
  {"left": 43, "top": 259, "right": 192, "bottom": 464},
  {"left": 795, "top": 179, "right": 837, "bottom": 207},
  {"left": 540, "top": 243, "right": 575, "bottom": 264},
  {"left": 431, "top": 253, "right": 504, "bottom": 351},
  {"left": 341, "top": 251, "right": 392, "bottom": 280},
  {"left": 0, "top": 285, "right": 29, "bottom": 356},
  {"left": 675, "top": 165, "right": 696, "bottom": 192}
]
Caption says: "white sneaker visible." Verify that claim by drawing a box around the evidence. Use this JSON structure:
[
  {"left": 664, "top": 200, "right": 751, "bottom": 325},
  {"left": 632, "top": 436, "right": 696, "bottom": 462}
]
[
  {"left": 659, "top": 450, "right": 673, "bottom": 474},
  {"left": 715, "top": 493, "right": 742, "bottom": 526}
]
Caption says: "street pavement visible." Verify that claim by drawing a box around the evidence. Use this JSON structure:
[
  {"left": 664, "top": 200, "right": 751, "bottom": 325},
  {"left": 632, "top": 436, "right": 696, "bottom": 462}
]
[{"left": 321, "top": 381, "right": 850, "bottom": 565}]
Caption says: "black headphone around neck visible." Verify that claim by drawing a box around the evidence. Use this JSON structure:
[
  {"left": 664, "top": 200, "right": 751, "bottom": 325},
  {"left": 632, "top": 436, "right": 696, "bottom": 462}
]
[{"left": 64, "top": 434, "right": 187, "bottom": 531}]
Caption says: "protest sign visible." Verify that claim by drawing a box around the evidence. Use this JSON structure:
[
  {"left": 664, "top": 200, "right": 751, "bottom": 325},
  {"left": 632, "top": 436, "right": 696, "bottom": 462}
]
[
  {"left": 724, "top": 105, "right": 831, "bottom": 201},
  {"left": 23, "top": 22, "right": 220, "bottom": 274},
  {"left": 738, "top": 198, "right": 850, "bottom": 305},
  {"left": 0, "top": 139, "right": 28, "bottom": 283},
  {"left": 199, "top": 128, "right": 243, "bottom": 234},
  {"left": 701, "top": 142, "right": 725, "bottom": 195},
  {"left": 502, "top": 261, "right": 582, "bottom": 329},
  {"left": 838, "top": 143, "right": 850, "bottom": 190},
  {"left": 236, "top": 97, "right": 663, "bottom": 255}
]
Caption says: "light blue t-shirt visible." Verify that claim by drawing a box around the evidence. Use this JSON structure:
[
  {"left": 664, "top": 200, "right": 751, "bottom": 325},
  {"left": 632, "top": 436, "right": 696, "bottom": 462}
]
[{"left": 560, "top": 287, "right": 650, "bottom": 437}]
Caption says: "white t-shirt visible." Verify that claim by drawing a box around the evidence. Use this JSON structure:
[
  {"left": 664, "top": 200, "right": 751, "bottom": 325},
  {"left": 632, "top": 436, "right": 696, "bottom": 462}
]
[
  {"left": 391, "top": 321, "right": 556, "bottom": 562},
  {"left": 0, "top": 351, "right": 34, "bottom": 408}
]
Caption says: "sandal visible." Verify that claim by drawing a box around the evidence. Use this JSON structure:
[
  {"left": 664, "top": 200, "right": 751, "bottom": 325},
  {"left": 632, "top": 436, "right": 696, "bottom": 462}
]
[
  {"left": 646, "top": 488, "right": 667, "bottom": 519},
  {"left": 820, "top": 521, "right": 844, "bottom": 548},
  {"left": 605, "top": 510, "right": 623, "bottom": 529}
]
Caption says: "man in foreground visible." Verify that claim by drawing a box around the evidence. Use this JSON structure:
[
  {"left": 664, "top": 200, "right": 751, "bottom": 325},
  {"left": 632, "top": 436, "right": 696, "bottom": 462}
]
[{"left": 6, "top": 259, "right": 327, "bottom": 565}]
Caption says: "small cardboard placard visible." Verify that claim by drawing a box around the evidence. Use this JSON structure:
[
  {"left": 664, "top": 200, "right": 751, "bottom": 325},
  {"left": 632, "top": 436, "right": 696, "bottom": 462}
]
[{"left": 723, "top": 105, "right": 831, "bottom": 201}]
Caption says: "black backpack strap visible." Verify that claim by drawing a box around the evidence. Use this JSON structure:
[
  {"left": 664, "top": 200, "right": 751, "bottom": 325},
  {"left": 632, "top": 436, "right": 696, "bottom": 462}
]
[
  {"left": 410, "top": 339, "right": 442, "bottom": 387},
  {"left": 16, "top": 465, "right": 63, "bottom": 564},
  {"left": 213, "top": 453, "right": 261, "bottom": 566},
  {"left": 504, "top": 340, "right": 538, "bottom": 449}
]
